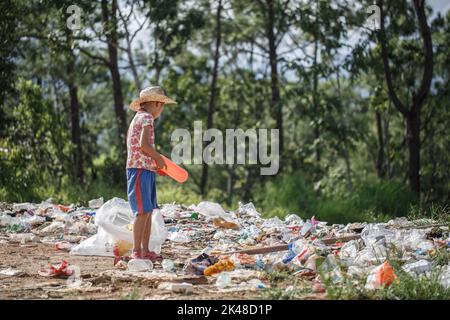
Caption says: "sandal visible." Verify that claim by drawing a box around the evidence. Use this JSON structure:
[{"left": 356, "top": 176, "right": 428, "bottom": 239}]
[
  {"left": 142, "top": 251, "right": 163, "bottom": 262},
  {"left": 130, "top": 251, "right": 143, "bottom": 259}
]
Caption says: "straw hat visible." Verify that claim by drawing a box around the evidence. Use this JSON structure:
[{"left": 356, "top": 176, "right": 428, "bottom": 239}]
[{"left": 129, "top": 86, "right": 177, "bottom": 111}]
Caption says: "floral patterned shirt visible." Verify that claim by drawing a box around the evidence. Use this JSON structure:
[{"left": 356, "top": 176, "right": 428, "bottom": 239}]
[{"left": 126, "top": 110, "right": 157, "bottom": 171}]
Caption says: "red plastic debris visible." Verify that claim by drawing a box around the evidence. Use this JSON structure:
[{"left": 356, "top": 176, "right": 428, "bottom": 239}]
[{"left": 38, "top": 260, "right": 73, "bottom": 278}]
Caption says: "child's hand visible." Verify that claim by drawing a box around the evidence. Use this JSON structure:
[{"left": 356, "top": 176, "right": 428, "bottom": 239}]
[{"left": 155, "top": 154, "right": 167, "bottom": 171}]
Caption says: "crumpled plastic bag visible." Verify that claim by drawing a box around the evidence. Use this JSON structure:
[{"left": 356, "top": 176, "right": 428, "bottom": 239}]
[
  {"left": 192, "top": 201, "right": 233, "bottom": 221},
  {"left": 71, "top": 198, "right": 167, "bottom": 256},
  {"left": 339, "top": 240, "right": 361, "bottom": 260},
  {"left": 361, "top": 224, "right": 395, "bottom": 247},
  {"left": 284, "top": 214, "right": 303, "bottom": 225},
  {"left": 238, "top": 202, "right": 261, "bottom": 217},
  {"left": 365, "top": 261, "right": 396, "bottom": 290}
]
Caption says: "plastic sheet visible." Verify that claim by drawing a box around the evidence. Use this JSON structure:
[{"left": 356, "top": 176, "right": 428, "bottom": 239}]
[{"left": 71, "top": 198, "right": 167, "bottom": 256}]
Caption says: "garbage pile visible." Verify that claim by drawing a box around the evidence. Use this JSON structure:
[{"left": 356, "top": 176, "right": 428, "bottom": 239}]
[
  {"left": 0, "top": 198, "right": 101, "bottom": 249},
  {"left": 1, "top": 198, "right": 449, "bottom": 295}
]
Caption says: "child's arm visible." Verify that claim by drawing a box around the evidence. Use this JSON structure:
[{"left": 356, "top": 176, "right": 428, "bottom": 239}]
[{"left": 140, "top": 125, "right": 167, "bottom": 170}]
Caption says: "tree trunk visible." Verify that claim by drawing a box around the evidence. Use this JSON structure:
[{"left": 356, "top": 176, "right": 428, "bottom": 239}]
[
  {"left": 200, "top": 0, "right": 222, "bottom": 196},
  {"left": 377, "top": 0, "right": 433, "bottom": 197},
  {"left": 102, "top": 0, "right": 127, "bottom": 159},
  {"left": 406, "top": 107, "right": 420, "bottom": 195},
  {"left": 226, "top": 164, "right": 235, "bottom": 206},
  {"left": 313, "top": 32, "right": 321, "bottom": 163},
  {"left": 384, "top": 103, "right": 392, "bottom": 178},
  {"left": 375, "top": 109, "right": 386, "bottom": 178},
  {"left": 266, "top": 0, "right": 283, "bottom": 156},
  {"left": 65, "top": 31, "right": 84, "bottom": 184},
  {"left": 343, "top": 148, "right": 353, "bottom": 192},
  {"left": 153, "top": 23, "right": 161, "bottom": 85}
]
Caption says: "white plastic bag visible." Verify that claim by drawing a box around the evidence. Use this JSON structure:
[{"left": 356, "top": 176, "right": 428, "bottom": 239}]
[
  {"left": 71, "top": 198, "right": 167, "bottom": 256},
  {"left": 193, "top": 201, "right": 232, "bottom": 220},
  {"left": 88, "top": 197, "right": 104, "bottom": 208},
  {"left": 238, "top": 202, "right": 261, "bottom": 217}
]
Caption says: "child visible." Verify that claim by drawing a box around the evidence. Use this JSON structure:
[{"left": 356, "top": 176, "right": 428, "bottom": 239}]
[{"left": 126, "top": 86, "right": 176, "bottom": 261}]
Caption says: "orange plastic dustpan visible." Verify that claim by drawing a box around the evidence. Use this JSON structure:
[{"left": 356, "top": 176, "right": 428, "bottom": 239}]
[{"left": 157, "top": 155, "right": 188, "bottom": 183}]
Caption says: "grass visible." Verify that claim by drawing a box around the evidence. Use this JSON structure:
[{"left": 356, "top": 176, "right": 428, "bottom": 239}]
[
  {"left": 431, "top": 247, "right": 450, "bottom": 267},
  {"left": 256, "top": 174, "right": 421, "bottom": 224},
  {"left": 407, "top": 204, "right": 450, "bottom": 225},
  {"left": 323, "top": 270, "right": 450, "bottom": 300},
  {"left": 320, "top": 251, "right": 450, "bottom": 300},
  {"left": 377, "top": 270, "right": 450, "bottom": 300},
  {"left": 120, "top": 284, "right": 143, "bottom": 300},
  {"left": 259, "top": 271, "right": 314, "bottom": 300}
]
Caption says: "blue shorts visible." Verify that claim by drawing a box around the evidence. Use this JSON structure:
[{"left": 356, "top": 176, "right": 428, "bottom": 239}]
[{"left": 127, "top": 168, "right": 158, "bottom": 216}]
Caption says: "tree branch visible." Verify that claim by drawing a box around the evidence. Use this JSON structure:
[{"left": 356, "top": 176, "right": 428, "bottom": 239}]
[
  {"left": 377, "top": 0, "right": 409, "bottom": 117},
  {"left": 78, "top": 46, "right": 110, "bottom": 66},
  {"left": 413, "top": 0, "right": 433, "bottom": 109}
]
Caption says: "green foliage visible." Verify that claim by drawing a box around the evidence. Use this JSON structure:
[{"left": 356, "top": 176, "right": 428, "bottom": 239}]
[
  {"left": 377, "top": 272, "right": 450, "bottom": 300},
  {"left": 158, "top": 179, "right": 202, "bottom": 206},
  {"left": 255, "top": 173, "right": 419, "bottom": 224},
  {"left": 0, "top": 79, "right": 70, "bottom": 202},
  {"left": 0, "top": 0, "right": 448, "bottom": 225},
  {"left": 257, "top": 172, "right": 318, "bottom": 219},
  {"left": 316, "top": 180, "right": 418, "bottom": 224}
]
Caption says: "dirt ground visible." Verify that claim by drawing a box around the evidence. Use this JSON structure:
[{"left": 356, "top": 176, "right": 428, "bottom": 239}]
[
  {"left": 0, "top": 239, "right": 327, "bottom": 300},
  {"left": 0, "top": 241, "right": 254, "bottom": 300}
]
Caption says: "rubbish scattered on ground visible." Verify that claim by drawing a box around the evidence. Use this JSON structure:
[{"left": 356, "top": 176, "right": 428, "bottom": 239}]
[
  {"left": 365, "top": 261, "right": 397, "bottom": 290},
  {"left": 0, "top": 268, "right": 25, "bottom": 277},
  {"left": 162, "top": 259, "right": 176, "bottom": 272},
  {"left": 88, "top": 197, "right": 104, "bottom": 209},
  {"left": 216, "top": 272, "right": 232, "bottom": 288},
  {"left": 38, "top": 260, "right": 73, "bottom": 278},
  {"left": 213, "top": 217, "right": 240, "bottom": 230},
  {"left": 204, "top": 258, "right": 234, "bottom": 276},
  {"left": 168, "top": 231, "right": 191, "bottom": 243},
  {"left": 402, "top": 259, "right": 432, "bottom": 275},
  {"left": 127, "top": 259, "right": 153, "bottom": 272},
  {"left": 1, "top": 198, "right": 449, "bottom": 298},
  {"left": 158, "top": 282, "right": 193, "bottom": 294},
  {"left": 9, "top": 233, "right": 40, "bottom": 244},
  {"left": 55, "top": 241, "right": 73, "bottom": 252}
]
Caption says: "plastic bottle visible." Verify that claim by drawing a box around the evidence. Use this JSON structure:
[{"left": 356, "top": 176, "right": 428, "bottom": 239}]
[
  {"left": 255, "top": 259, "right": 265, "bottom": 270},
  {"left": 128, "top": 259, "right": 153, "bottom": 272},
  {"left": 170, "top": 282, "right": 193, "bottom": 294},
  {"left": 55, "top": 241, "right": 73, "bottom": 252},
  {"left": 9, "top": 233, "right": 40, "bottom": 244},
  {"left": 191, "top": 212, "right": 199, "bottom": 220},
  {"left": 216, "top": 272, "right": 231, "bottom": 289},
  {"left": 248, "top": 278, "right": 266, "bottom": 289},
  {"left": 162, "top": 259, "right": 176, "bottom": 272},
  {"left": 402, "top": 260, "right": 432, "bottom": 275}
]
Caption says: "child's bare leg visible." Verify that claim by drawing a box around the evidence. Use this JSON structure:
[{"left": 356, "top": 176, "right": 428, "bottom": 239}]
[
  {"left": 133, "top": 214, "right": 147, "bottom": 254},
  {"left": 141, "top": 212, "right": 152, "bottom": 254}
]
